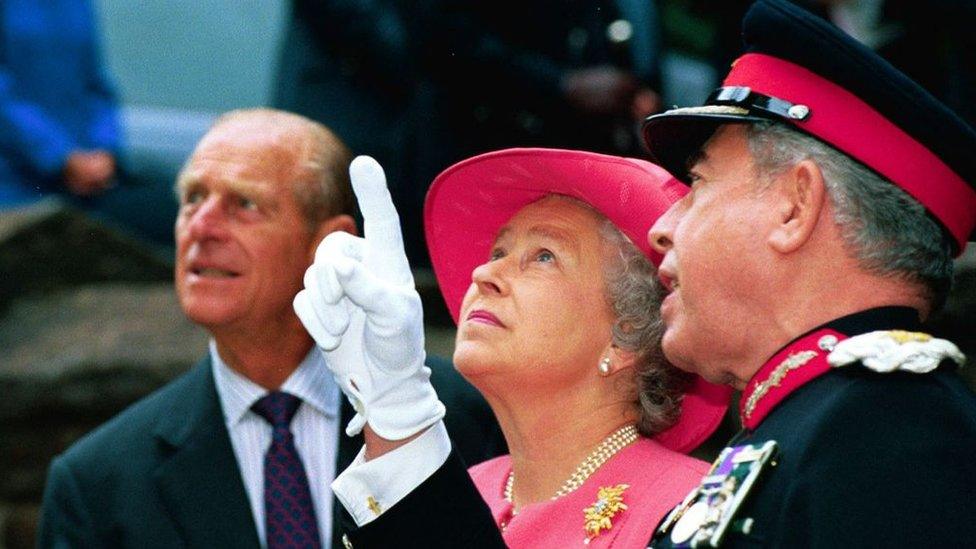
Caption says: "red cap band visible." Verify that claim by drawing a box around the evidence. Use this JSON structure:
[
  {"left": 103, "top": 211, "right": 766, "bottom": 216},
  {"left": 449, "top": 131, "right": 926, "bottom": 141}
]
[{"left": 726, "top": 53, "right": 976, "bottom": 253}]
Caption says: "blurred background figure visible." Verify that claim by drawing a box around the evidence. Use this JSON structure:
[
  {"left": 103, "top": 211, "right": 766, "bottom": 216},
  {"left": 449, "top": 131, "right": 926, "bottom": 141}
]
[
  {"left": 661, "top": 0, "right": 976, "bottom": 126},
  {"left": 0, "top": 0, "right": 120, "bottom": 206},
  {"left": 0, "top": 0, "right": 184, "bottom": 247},
  {"left": 274, "top": 0, "right": 432, "bottom": 264},
  {"left": 420, "top": 0, "right": 665, "bottom": 161},
  {"left": 803, "top": 0, "right": 976, "bottom": 126}
]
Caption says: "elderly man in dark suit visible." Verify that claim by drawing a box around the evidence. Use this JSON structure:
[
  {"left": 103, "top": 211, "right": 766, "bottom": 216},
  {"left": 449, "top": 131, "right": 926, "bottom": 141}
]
[{"left": 36, "top": 109, "right": 502, "bottom": 548}]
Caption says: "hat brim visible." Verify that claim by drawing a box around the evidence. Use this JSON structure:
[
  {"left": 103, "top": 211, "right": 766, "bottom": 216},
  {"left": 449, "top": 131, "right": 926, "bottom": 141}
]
[
  {"left": 424, "top": 147, "right": 731, "bottom": 453},
  {"left": 642, "top": 107, "right": 769, "bottom": 182}
]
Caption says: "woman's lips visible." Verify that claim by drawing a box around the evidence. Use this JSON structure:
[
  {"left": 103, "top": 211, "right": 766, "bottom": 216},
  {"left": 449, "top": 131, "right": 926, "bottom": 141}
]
[{"left": 467, "top": 309, "right": 504, "bottom": 327}]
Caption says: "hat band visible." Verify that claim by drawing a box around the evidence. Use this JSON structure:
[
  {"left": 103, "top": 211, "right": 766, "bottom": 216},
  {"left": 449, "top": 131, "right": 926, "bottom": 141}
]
[
  {"left": 708, "top": 86, "right": 812, "bottom": 122},
  {"left": 724, "top": 53, "right": 976, "bottom": 253}
]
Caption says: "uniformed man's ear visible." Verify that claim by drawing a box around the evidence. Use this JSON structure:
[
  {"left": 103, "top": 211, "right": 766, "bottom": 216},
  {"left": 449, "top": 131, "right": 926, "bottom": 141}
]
[
  {"left": 768, "top": 159, "right": 827, "bottom": 254},
  {"left": 306, "top": 214, "right": 357, "bottom": 261}
]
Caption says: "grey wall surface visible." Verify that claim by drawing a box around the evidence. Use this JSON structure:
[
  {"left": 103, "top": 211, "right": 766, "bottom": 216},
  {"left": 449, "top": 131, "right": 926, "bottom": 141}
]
[
  {"left": 95, "top": 0, "right": 289, "bottom": 111},
  {"left": 91, "top": 1, "right": 291, "bottom": 201}
]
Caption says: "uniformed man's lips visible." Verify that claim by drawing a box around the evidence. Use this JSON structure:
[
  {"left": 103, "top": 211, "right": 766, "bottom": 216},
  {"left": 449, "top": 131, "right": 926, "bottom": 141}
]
[{"left": 658, "top": 268, "right": 678, "bottom": 293}]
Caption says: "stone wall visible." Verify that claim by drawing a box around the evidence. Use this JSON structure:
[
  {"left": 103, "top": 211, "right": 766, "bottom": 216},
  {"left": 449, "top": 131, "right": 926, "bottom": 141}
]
[{"left": 0, "top": 203, "right": 207, "bottom": 548}]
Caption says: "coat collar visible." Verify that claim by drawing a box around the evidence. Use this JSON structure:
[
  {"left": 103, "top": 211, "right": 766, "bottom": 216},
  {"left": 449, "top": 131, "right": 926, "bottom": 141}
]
[
  {"left": 151, "top": 357, "right": 262, "bottom": 549},
  {"left": 739, "top": 307, "right": 922, "bottom": 430}
]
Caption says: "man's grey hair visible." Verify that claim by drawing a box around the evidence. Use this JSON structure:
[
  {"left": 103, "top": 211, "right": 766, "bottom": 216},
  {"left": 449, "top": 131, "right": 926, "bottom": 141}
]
[
  {"left": 599, "top": 218, "right": 689, "bottom": 437},
  {"left": 744, "top": 121, "right": 954, "bottom": 310}
]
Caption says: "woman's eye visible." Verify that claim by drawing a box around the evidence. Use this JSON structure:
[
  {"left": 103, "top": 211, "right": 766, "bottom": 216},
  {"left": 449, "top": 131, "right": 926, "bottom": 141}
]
[
  {"left": 239, "top": 197, "right": 258, "bottom": 211},
  {"left": 489, "top": 248, "right": 505, "bottom": 261},
  {"left": 536, "top": 249, "right": 555, "bottom": 263}
]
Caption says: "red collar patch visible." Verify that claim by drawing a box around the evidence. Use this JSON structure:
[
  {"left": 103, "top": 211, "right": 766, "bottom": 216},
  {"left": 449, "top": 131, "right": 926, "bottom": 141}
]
[{"left": 739, "top": 329, "right": 848, "bottom": 430}]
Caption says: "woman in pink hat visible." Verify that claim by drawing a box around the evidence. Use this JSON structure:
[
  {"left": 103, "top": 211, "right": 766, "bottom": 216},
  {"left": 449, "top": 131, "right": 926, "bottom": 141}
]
[{"left": 425, "top": 148, "right": 730, "bottom": 547}]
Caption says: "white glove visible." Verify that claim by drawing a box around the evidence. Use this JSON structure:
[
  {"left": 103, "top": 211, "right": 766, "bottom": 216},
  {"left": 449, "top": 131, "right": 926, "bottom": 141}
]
[{"left": 293, "top": 156, "right": 445, "bottom": 440}]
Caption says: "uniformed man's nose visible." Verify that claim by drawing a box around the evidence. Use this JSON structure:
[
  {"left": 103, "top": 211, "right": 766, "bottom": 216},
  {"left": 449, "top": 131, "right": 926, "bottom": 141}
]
[{"left": 648, "top": 209, "right": 676, "bottom": 254}]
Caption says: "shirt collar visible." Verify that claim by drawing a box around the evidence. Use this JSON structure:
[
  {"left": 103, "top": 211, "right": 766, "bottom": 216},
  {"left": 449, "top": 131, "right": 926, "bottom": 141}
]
[{"left": 210, "top": 340, "right": 340, "bottom": 426}]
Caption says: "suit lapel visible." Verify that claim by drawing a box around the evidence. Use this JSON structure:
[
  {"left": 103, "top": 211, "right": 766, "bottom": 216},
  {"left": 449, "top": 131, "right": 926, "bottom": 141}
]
[
  {"left": 331, "top": 397, "right": 364, "bottom": 547},
  {"left": 152, "top": 358, "right": 261, "bottom": 549}
]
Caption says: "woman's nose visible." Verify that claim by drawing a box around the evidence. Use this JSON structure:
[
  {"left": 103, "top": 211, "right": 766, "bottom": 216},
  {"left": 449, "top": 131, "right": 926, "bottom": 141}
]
[{"left": 471, "top": 258, "right": 509, "bottom": 296}]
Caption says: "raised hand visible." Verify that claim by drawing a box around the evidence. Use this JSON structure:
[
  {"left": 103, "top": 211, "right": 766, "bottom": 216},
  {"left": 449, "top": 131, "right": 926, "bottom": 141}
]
[{"left": 294, "top": 156, "right": 445, "bottom": 440}]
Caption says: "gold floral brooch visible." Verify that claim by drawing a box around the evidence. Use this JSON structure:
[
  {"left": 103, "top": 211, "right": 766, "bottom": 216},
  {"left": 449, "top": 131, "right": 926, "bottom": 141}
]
[{"left": 583, "top": 484, "right": 629, "bottom": 543}]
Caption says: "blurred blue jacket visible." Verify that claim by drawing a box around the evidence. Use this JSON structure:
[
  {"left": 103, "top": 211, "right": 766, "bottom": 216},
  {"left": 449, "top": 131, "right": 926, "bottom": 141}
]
[{"left": 0, "top": 0, "right": 120, "bottom": 206}]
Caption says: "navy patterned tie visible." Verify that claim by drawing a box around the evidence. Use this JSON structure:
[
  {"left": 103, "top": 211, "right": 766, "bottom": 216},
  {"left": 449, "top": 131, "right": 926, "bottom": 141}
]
[{"left": 251, "top": 391, "right": 322, "bottom": 549}]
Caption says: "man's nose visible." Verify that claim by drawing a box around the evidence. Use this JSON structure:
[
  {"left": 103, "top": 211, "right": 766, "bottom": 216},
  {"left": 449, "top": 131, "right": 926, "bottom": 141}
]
[
  {"left": 186, "top": 196, "right": 228, "bottom": 240},
  {"left": 648, "top": 204, "right": 680, "bottom": 254}
]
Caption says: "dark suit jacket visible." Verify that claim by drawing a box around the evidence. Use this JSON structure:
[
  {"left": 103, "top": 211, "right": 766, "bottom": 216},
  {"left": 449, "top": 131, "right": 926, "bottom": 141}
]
[{"left": 38, "top": 354, "right": 504, "bottom": 548}]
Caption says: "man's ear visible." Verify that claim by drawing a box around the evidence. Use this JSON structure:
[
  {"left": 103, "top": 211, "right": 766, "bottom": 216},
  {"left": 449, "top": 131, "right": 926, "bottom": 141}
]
[
  {"left": 306, "top": 214, "right": 357, "bottom": 261},
  {"left": 768, "top": 159, "right": 827, "bottom": 254}
]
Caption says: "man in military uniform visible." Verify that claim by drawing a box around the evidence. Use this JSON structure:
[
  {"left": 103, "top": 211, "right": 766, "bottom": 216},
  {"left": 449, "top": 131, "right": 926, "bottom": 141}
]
[
  {"left": 292, "top": 1, "right": 976, "bottom": 547},
  {"left": 642, "top": 0, "right": 976, "bottom": 546}
]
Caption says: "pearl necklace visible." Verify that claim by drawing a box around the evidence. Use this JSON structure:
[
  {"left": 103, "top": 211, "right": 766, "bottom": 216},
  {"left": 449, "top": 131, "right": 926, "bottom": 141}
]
[{"left": 504, "top": 424, "right": 639, "bottom": 505}]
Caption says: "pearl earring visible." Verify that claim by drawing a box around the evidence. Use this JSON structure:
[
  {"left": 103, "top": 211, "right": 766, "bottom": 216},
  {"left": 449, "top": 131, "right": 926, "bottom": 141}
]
[{"left": 598, "top": 356, "right": 611, "bottom": 376}]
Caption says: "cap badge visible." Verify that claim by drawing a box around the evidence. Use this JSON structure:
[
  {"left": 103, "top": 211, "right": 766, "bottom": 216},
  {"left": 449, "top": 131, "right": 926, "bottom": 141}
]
[
  {"left": 787, "top": 104, "right": 810, "bottom": 120},
  {"left": 828, "top": 330, "right": 965, "bottom": 374},
  {"left": 583, "top": 484, "right": 629, "bottom": 543}
]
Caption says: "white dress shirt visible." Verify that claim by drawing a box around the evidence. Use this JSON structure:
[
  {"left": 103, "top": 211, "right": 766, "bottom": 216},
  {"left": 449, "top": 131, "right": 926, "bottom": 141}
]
[{"left": 210, "top": 340, "right": 341, "bottom": 547}]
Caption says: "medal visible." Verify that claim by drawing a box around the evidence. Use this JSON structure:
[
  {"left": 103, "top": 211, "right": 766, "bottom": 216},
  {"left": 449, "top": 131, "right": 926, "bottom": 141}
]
[{"left": 652, "top": 441, "right": 779, "bottom": 548}]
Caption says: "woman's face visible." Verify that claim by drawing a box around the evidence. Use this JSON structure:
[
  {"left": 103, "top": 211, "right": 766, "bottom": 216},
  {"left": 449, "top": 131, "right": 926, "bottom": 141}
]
[{"left": 454, "top": 196, "right": 617, "bottom": 387}]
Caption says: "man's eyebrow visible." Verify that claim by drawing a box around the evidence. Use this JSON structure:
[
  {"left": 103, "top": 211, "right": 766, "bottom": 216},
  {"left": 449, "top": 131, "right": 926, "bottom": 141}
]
[{"left": 175, "top": 173, "right": 199, "bottom": 195}]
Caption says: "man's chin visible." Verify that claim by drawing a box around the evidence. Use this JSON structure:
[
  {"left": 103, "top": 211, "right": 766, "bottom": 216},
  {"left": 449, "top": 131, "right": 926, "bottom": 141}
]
[
  {"left": 661, "top": 336, "right": 733, "bottom": 386},
  {"left": 181, "top": 303, "right": 240, "bottom": 330}
]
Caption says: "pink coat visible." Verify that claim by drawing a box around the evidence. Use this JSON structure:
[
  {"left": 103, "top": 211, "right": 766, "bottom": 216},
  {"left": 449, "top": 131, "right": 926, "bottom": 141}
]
[{"left": 468, "top": 437, "right": 709, "bottom": 548}]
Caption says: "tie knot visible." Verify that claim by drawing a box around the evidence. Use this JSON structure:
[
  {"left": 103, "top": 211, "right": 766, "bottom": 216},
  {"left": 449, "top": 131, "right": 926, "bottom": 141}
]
[{"left": 251, "top": 391, "right": 302, "bottom": 428}]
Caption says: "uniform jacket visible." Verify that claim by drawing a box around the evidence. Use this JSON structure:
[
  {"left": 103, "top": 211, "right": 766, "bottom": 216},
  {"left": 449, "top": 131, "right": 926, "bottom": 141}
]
[
  {"left": 650, "top": 307, "right": 976, "bottom": 547},
  {"left": 38, "top": 354, "right": 504, "bottom": 548}
]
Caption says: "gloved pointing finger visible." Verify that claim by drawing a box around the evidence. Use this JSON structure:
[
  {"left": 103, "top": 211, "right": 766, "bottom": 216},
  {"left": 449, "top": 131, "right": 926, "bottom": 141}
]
[{"left": 348, "top": 156, "right": 413, "bottom": 287}]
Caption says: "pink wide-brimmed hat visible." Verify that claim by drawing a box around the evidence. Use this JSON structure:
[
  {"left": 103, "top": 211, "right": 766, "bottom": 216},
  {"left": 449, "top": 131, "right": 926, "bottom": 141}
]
[{"left": 424, "top": 147, "right": 730, "bottom": 453}]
